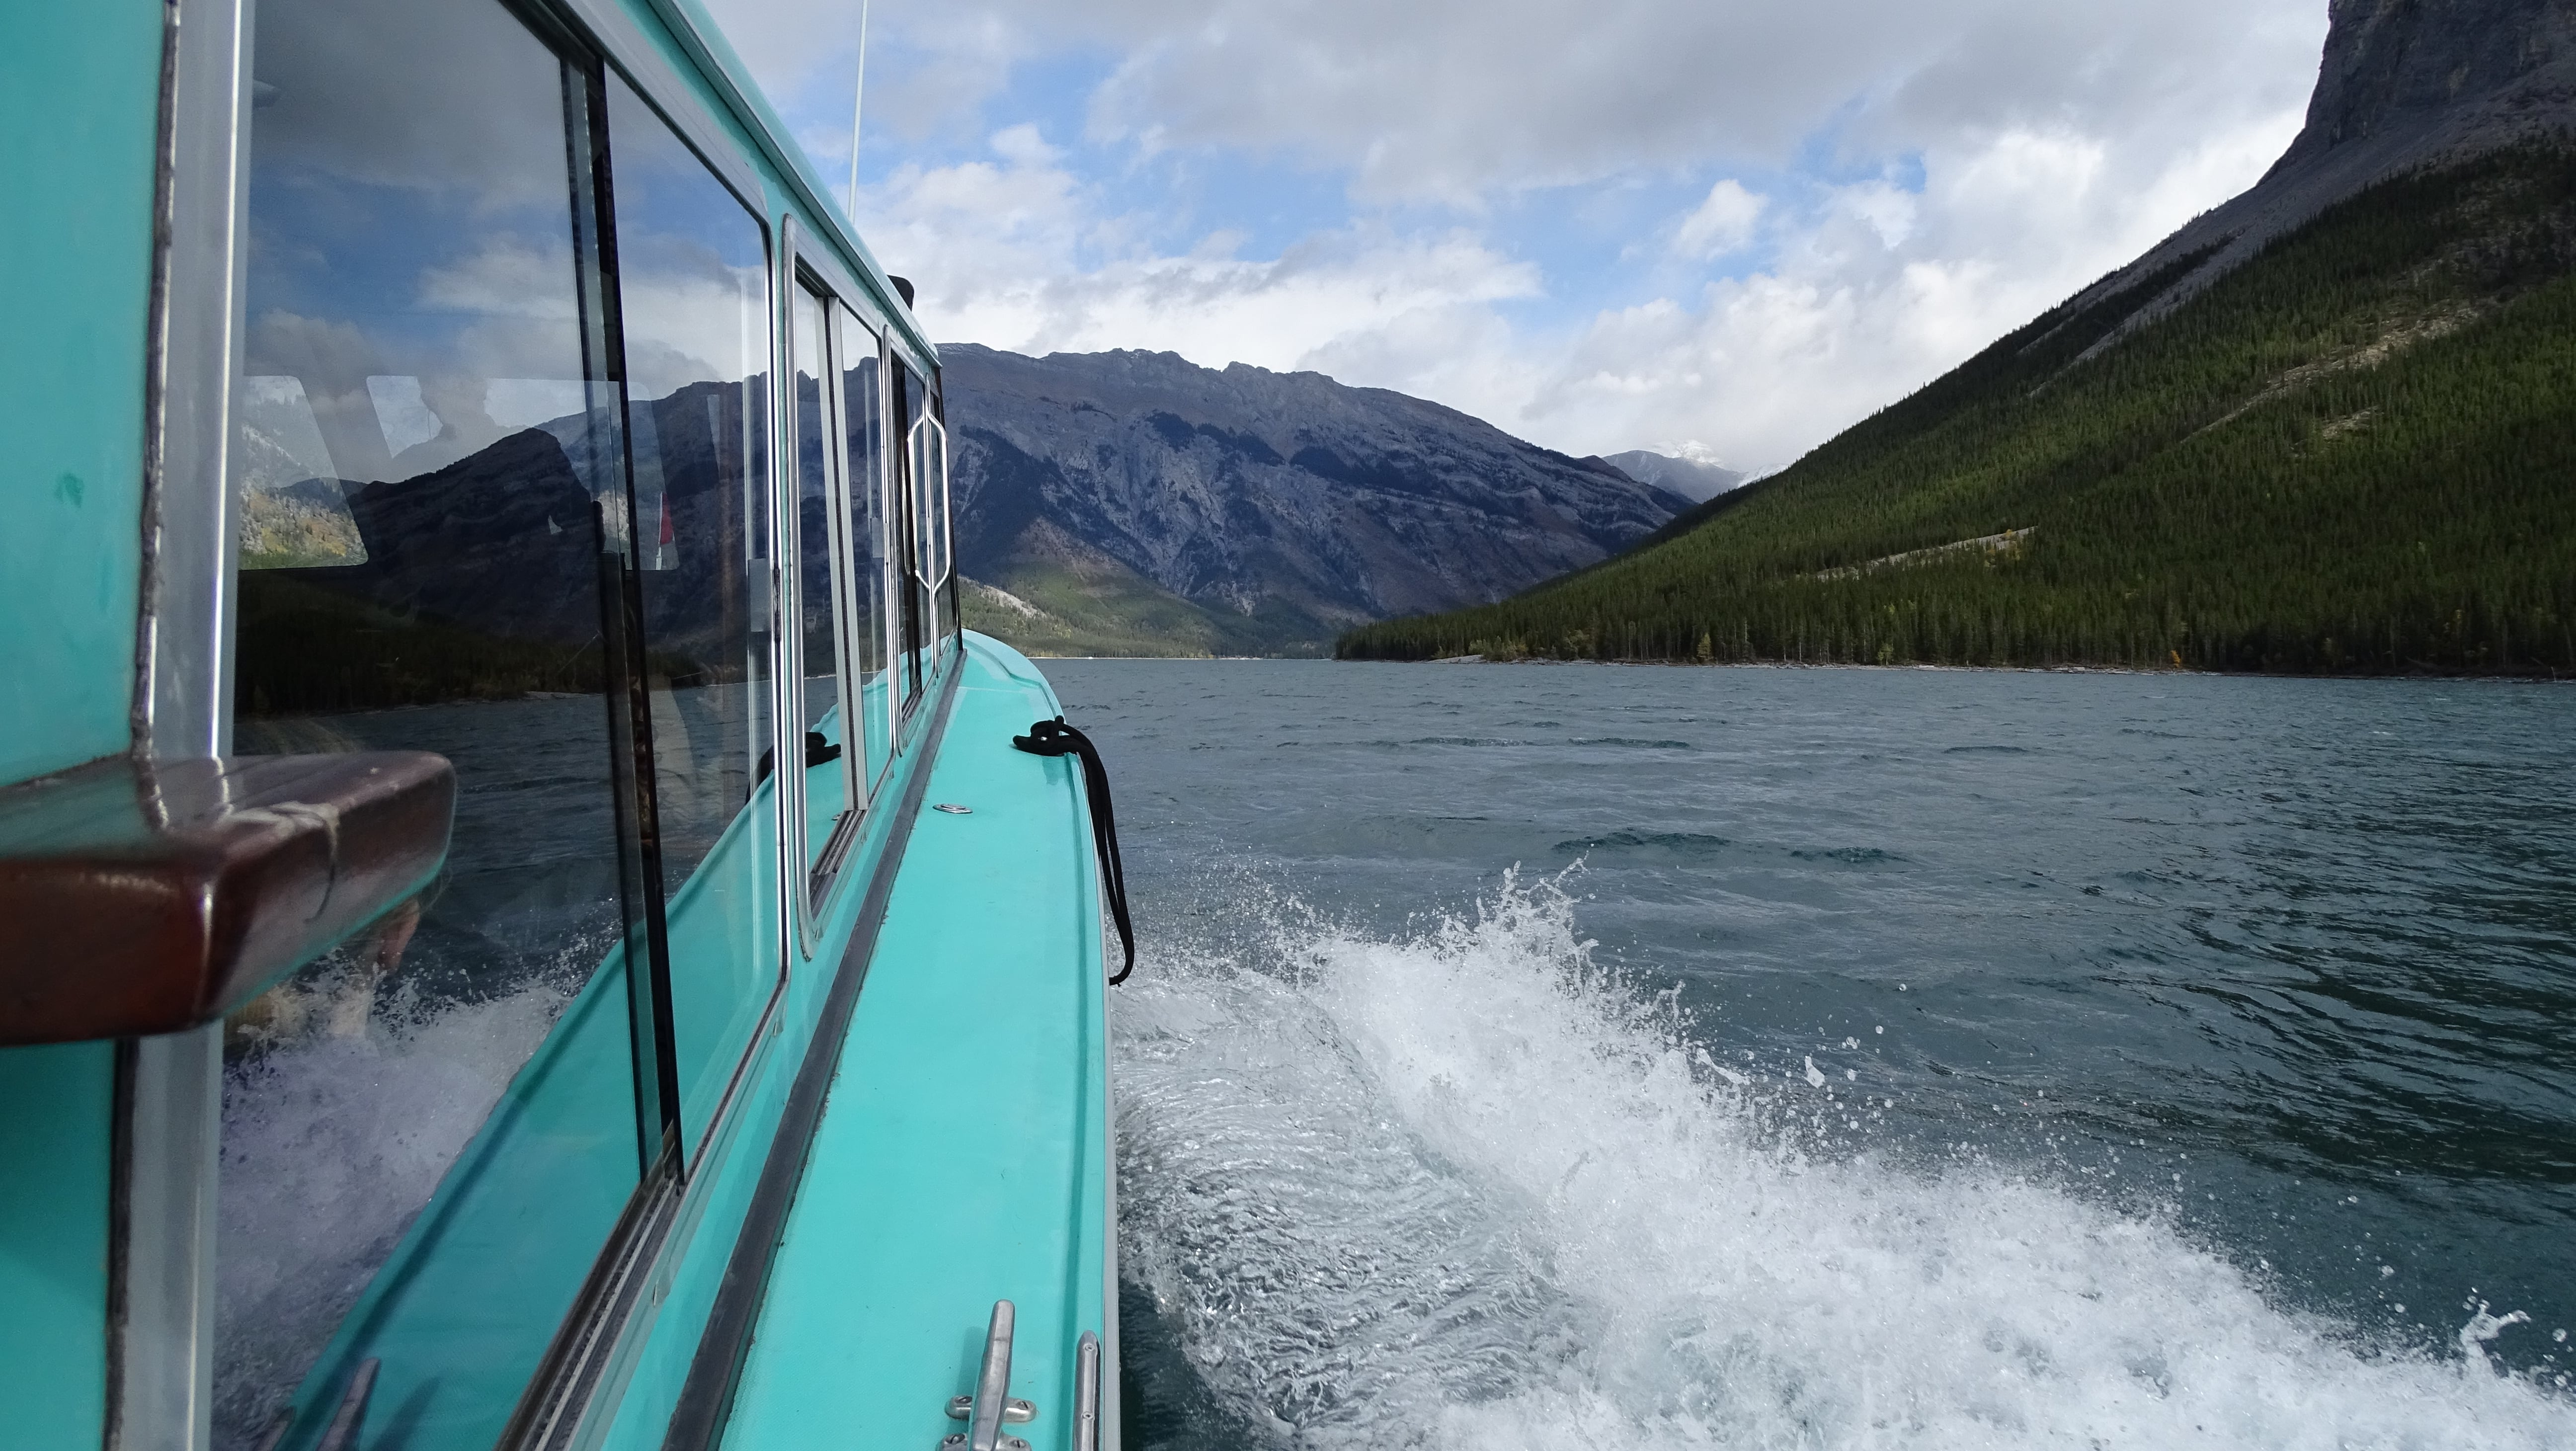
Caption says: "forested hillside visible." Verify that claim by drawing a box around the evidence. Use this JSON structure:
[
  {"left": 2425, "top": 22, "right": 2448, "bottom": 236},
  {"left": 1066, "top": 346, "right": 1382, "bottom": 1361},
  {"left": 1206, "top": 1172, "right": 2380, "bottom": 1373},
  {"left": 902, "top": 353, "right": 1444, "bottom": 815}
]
[{"left": 1342, "top": 148, "right": 2576, "bottom": 675}]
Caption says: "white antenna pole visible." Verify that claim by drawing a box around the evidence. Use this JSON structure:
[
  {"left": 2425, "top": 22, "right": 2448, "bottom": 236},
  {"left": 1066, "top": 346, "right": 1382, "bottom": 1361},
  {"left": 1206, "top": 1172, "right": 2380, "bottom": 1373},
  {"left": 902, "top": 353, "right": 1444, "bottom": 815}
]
[{"left": 847, "top": 0, "right": 871, "bottom": 220}]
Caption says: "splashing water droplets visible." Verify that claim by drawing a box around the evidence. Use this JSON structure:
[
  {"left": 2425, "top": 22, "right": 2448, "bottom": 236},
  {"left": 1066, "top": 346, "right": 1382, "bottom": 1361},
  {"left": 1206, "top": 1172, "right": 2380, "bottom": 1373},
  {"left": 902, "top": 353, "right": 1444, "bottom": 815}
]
[{"left": 1116, "top": 872, "right": 2576, "bottom": 1448}]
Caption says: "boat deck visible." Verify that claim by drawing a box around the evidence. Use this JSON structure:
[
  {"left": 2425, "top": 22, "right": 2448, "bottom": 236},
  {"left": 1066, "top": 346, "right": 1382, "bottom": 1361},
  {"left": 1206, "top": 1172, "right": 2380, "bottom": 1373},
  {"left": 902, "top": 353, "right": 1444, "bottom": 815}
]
[{"left": 722, "top": 636, "right": 1114, "bottom": 1450}]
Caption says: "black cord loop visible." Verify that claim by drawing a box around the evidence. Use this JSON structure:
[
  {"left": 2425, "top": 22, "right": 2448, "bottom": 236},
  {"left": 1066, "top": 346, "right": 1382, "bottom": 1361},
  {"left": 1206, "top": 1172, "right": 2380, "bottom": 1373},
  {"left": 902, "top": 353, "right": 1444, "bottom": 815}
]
[{"left": 1012, "top": 716, "right": 1136, "bottom": 985}]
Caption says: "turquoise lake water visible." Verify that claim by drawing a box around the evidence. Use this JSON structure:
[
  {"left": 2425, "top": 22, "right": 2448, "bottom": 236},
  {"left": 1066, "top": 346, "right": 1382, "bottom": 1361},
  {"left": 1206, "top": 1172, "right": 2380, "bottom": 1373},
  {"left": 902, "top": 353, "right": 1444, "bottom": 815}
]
[{"left": 1044, "top": 659, "right": 2576, "bottom": 1450}]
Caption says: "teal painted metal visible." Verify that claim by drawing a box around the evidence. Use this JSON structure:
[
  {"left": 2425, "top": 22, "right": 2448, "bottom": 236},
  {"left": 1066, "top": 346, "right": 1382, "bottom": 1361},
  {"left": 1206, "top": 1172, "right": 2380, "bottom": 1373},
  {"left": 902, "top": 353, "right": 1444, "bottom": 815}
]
[
  {"left": 0, "top": 1041, "right": 116, "bottom": 1451},
  {"left": 0, "top": 0, "right": 1108, "bottom": 1441},
  {"left": 719, "top": 636, "right": 1111, "bottom": 1451},
  {"left": 590, "top": 675, "right": 962, "bottom": 1451},
  {"left": 0, "top": 0, "right": 162, "bottom": 781},
  {"left": 0, "top": 0, "right": 161, "bottom": 1437}
]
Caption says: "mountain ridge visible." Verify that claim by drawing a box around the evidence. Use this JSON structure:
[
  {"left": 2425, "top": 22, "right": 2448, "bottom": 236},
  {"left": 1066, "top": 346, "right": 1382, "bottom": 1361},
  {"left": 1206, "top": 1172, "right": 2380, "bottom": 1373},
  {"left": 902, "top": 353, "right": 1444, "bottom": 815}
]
[
  {"left": 2067, "top": 0, "right": 2576, "bottom": 351},
  {"left": 1601, "top": 449, "right": 1747, "bottom": 502},
  {"left": 1340, "top": 0, "right": 2576, "bottom": 676},
  {"left": 943, "top": 344, "right": 1689, "bottom": 655}
]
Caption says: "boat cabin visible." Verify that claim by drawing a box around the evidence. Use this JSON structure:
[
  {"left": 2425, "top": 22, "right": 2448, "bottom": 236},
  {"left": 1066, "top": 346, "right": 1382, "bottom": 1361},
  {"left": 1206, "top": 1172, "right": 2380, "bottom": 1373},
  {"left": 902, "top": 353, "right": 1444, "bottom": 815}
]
[{"left": 0, "top": 1, "right": 1117, "bottom": 1449}]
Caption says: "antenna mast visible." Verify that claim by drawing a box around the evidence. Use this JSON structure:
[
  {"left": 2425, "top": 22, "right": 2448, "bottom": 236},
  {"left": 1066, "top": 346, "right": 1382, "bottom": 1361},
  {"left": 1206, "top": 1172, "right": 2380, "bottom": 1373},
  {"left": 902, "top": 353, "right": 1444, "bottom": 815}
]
[{"left": 847, "top": 0, "right": 871, "bottom": 220}]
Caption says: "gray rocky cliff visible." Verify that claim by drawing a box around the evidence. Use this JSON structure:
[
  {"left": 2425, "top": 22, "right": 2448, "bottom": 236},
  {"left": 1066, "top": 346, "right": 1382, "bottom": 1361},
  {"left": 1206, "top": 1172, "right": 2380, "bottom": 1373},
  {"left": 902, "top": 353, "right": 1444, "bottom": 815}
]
[
  {"left": 2069, "top": 0, "right": 2576, "bottom": 336},
  {"left": 941, "top": 345, "right": 1689, "bottom": 648}
]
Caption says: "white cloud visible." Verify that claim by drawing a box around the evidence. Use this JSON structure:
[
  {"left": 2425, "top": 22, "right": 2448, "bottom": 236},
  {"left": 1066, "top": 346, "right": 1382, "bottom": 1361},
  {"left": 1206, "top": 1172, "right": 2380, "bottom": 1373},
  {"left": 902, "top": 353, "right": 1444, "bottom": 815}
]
[
  {"left": 1673, "top": 180, "right": 1767, "bottom": 260},
  {"left": 864, "top": 136, "right": 1541, "bottom": 370},
  {"left": 1510, "top": 110, "right": 2310, "bottom": 468},
  {"left": 697, "top": 0, "right": 2330, "bottom": 471},
  {"left": 416, "top": 235, "right": 580, "bottom": 320}
]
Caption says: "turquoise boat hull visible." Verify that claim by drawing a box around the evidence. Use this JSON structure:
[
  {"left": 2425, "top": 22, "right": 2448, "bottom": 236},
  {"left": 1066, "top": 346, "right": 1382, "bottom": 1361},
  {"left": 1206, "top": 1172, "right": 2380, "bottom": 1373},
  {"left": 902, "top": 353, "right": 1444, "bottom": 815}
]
[{"left": 0, "top": 0, "right": 1121, "bottom": 1446}]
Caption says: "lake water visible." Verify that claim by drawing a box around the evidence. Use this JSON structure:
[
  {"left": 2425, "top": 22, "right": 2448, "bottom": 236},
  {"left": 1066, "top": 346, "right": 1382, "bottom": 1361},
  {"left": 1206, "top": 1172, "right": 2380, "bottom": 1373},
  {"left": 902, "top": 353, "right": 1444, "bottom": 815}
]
[{"left": 1041, "top": 659, "right": 2576, "bottom": 1450}]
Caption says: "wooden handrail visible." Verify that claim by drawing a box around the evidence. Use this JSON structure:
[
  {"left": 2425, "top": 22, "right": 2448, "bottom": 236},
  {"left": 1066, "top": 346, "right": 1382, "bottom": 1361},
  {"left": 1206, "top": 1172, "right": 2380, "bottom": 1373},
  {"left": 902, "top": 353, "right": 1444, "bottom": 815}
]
[{"left": 0, "top": 752, "right": 455, "bottom": 1046}]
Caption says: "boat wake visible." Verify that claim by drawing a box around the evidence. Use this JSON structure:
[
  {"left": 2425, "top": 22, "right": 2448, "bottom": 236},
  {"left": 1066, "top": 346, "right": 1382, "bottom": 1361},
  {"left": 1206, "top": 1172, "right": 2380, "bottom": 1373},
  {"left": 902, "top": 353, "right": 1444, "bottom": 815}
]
[
  {"left": 1112, "top": 872, "right": 2575, "bottom": 1450},
  {"left": 214, "top": 962, "right": 578, "bottom": 1449}
]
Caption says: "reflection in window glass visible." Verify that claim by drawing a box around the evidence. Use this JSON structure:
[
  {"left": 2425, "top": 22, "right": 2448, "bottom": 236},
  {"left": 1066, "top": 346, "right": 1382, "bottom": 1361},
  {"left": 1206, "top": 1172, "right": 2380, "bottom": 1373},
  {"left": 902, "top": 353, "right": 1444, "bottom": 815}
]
[
  {"left": 835, "top": 306, "right": 891, "bottom": 795},
  {"left": 928, "top": 379, "right": 958, "bottom": 655},
  {"left": 790, "top": 284, "right": 849, "bottom": 878},
  {"left": 237, "top": 376, "right": 369, "bottom": 568},
  {"left": 912, "top": 413, "right": 954, "bottom": 654},
  {"left": 219, "top": 1, "right": 644, "bottom": 1448},
  {"left": 890, "top": 361, "right": 924, "bottom": 710},
  {"left": 604, "top": 75, "right": 778, "bottom": 1148}
]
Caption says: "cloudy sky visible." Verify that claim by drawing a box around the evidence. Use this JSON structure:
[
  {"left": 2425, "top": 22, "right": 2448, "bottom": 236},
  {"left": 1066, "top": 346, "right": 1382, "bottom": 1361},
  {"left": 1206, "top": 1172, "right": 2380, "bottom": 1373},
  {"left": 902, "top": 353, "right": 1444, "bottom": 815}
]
[{"left": 697, "top": 0, "right": 2328, "bottom": 473}]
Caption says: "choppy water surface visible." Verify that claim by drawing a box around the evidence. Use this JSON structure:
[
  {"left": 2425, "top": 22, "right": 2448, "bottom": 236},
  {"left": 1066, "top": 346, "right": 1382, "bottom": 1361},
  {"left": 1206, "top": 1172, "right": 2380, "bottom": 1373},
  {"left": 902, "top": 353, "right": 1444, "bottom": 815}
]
[{"left": 1041, "top": 659, "right": 2576, "bottom": 1450}]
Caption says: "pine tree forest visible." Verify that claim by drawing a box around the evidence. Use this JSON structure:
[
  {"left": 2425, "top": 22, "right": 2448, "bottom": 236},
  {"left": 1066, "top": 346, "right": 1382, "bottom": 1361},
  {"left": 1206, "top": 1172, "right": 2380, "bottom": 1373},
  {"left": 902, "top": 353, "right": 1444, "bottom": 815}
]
[{"left": 1339, "top": 148, "right": 2576, "bottom": 676}]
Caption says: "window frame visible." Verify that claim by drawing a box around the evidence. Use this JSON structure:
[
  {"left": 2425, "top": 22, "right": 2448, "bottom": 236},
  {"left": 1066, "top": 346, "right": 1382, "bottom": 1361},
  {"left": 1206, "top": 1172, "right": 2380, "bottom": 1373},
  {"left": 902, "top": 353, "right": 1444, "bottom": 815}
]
[
  {"left": 832, "top": 301, "right": 900, "bottom": 803},
  {"left": 908, "top": 409, "right": 955, "bottom": 663},
  {"left": 593, "top": 63, "right": 788, "bottom": 1181},
  {"left": 888, "top": 356, "right": 942, "bottom": 725},
  {"left": 203, "top": 4, "right": 731, "bottom": 1448},
  {"left": 778, "top": 224, "right": 887, "bottom": 953},
  {"left": 158, "top": 0, "right": 976, "bottom": 1443}
]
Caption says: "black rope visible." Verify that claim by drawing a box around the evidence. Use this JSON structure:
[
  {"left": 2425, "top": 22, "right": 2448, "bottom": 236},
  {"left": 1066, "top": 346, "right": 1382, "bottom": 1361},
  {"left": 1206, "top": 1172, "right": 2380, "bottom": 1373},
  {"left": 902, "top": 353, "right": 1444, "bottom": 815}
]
[
  {"left": 753, "top": 731, "right": 842, "bottom": 784},
  {"left": 1012, "top": 716, "right": 1136, "bottom": 984}
]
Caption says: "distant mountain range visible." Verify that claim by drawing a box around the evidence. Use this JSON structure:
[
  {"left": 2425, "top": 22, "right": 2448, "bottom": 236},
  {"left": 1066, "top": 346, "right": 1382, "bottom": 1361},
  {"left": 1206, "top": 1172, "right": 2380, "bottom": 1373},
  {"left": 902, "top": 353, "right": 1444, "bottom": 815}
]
[
  {"left": 1600, "top": 450, "right": 1746, "bottom": 502},
  {"left": 233, "top": 350, "right": 1700, "bottom": 663},
  {"left": 1346, "top": 0, "right": 2576, "bottom": 676},
  {"left": 943, "top": 345, "right": 1691, "bottom": 656}
]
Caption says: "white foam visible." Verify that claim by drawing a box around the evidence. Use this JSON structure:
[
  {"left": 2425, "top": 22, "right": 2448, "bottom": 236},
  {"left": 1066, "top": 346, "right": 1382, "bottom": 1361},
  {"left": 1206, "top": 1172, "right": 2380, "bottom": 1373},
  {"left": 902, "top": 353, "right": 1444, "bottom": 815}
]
[
  {"left": 1115, "top": 873, "right": 2576, "bottom": 1449},
  {"left": 213, "top": 966, "right": 573, "bottom": 1448}
]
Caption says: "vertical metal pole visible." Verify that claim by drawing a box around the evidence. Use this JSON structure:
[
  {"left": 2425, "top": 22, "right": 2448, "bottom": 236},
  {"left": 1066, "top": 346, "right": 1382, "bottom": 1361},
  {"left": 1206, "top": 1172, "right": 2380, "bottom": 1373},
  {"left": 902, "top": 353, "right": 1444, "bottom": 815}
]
[
  {"left": 846, "top": 0, "right": 870, "bottom": 220},
  {"left": 111, "top": 1027, "right": 221, "bottom": 1451},
  {"left": 120, "top": 0, "right": 256, "bottom": 1438}
]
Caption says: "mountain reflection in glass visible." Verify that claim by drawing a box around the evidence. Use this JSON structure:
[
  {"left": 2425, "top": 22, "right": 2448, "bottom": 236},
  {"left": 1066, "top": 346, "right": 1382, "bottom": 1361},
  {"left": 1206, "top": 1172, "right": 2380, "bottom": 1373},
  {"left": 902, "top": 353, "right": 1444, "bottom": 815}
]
[
  {"left": 836, "top": 305, "right": 892, "bottom": 795},
  {"left": 894, "top": 362, "right": 928, "bottom": 709},
  {"left": 218, "top": 0, "right": 646, "bottom": 1447},
  {"left": 604, "top": 73, "right": 781, "bottom": 1147},
  {"left": 790, "top": 284, "right": 851, "bottom": 879}
]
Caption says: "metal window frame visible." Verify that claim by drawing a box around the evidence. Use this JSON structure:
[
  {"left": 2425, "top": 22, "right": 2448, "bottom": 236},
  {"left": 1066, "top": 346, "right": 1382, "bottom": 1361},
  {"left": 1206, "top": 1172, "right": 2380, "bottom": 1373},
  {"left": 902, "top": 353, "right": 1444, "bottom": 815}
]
[
  {"left": 886, "top": 355, "right": 924, "bottom": 720},
  {"left": 127, "top": 0, "right": 793, "bottom": 1442},
  {"left": 551, "top": 0, "right": 762, "bottom": 218},
  {"left": 622, "top": 0, "right": 928, "bottom": 363},
  {"left": 118, "top": 0, "right": 253, "bottom": 1442},
  {"left": 780, "top": 225, "right": 878, "bottom": 954},
  {"left": 799, "top": 272, "right": 885, "bottom": 805},
  {"left": 829, "top": 300, "right": 900, "bottom": 803},
  {"left": 123, "top": 0, "right": 973, "bottom": 1440},
  {"left": 588, "top": 55, "right": 787, "bottom": 1180}
]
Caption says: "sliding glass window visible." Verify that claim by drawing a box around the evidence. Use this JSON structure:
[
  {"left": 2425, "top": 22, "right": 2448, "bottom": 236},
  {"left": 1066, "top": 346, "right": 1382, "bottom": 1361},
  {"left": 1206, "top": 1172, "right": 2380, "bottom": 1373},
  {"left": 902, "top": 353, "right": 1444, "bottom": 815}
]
[
  {"left": 910, "top": 405, "right": 954, "bottom": 658},
  {"left": 891, "top": 361, "right": 926, "bottom": 712},
  {"left": 602, "top": 74, "right": 779, "bottom": 1153},
  {"left": 835, "top": 306, "right": 894, "bottom": 795},
  {"left": 221, "top": 0, "right": 656, "bottom": 1446},
  {"left": 788, "top": 280, "right": 857, "bottom": 899}
]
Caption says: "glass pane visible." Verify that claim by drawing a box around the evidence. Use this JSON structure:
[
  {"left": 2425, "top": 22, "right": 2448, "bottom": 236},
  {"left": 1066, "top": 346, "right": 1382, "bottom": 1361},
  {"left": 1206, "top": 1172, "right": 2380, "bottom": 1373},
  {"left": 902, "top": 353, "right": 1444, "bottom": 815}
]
[
  {"left": 892, "top": 362, "right": 925, "bottom": 710},
  {"left": 835, "top": 306, "right": 891, "bottom": 795},
  {"left": 237, "top": 376, "right": 368, "bottom": 568},
  {"left": 218, "top": 3, "right": 646, "bottom": 1449},
  {"left": 910, "top": 420, "right": 939, "bottom": 594},
  {"left": 604, "top": 75, "right": 779, "bottom": 1149},
  {"left": 790, "top": 285, "right": 848, "bottom": 876},
  {"left": 920, "top": 415, "right": 954, "bottom": 651}
]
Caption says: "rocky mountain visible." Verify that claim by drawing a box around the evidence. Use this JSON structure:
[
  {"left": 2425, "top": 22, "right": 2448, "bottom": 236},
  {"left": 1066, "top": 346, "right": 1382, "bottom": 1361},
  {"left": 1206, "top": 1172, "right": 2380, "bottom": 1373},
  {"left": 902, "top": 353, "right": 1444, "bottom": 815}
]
[
  {"left": 1601, "top": 450, "right": 1747, "bottom": 502},
  {"left": 941, "top": 345, "right": 1690, "bottom": 656},
  {"left": 1345, "top": 0, "right": 2576, "bottom": 675},
  {"left": 2063, "top": 0, "right": 2576, "bottom": 347}
]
